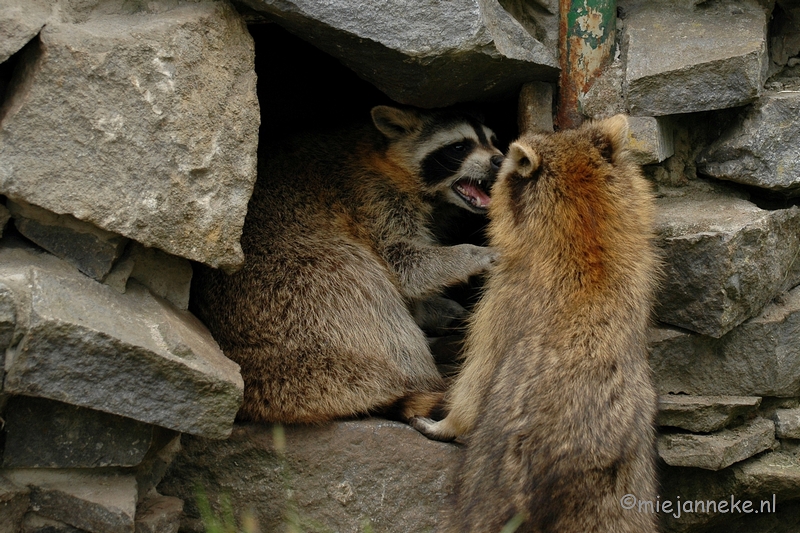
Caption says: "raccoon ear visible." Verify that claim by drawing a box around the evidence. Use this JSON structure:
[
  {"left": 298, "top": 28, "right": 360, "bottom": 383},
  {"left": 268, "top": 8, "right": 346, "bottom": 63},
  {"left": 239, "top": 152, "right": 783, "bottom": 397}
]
[
  {"left": 591, "top": 114, "right": 629, "bottom": 163},
  {"left": 371, "top": 106, "right": 424, "bottom": 139},
  {"left": 505, "top": 142, "right": 541, "bottom": 179}
]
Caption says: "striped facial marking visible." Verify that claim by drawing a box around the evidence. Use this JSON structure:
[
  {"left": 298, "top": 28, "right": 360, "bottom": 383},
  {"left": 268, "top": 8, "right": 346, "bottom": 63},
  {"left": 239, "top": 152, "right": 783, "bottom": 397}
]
[{"left": 417, "top": 120, "right": 503, "bottom": 213}]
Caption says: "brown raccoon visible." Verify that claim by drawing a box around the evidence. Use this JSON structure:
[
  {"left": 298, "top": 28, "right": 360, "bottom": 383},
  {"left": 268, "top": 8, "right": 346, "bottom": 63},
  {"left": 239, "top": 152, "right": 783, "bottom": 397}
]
[
  {"left": 191, "top": 105, "right": 504, "bottom": 424},
  {"left": 413, "top": 115, "right": 660, "bottom": 533}
]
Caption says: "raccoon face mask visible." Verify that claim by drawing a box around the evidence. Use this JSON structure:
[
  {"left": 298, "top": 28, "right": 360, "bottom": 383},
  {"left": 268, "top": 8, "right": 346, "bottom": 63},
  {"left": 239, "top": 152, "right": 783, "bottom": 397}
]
[{"left": 371, "top": 106, "right": 504, "bottom": 214}]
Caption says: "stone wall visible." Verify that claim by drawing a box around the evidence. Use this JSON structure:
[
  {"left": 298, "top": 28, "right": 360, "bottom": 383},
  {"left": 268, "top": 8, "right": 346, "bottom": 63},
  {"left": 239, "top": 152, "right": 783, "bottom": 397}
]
[{"left": 1, "top": 0, "right": 800, "bottom": 532}]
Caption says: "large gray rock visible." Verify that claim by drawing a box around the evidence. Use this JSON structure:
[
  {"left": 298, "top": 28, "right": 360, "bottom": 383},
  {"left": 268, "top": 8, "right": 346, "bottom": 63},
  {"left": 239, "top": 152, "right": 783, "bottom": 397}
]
[
  {"left": 657, "top": 417, "right": 775, "bottom": 471},
  {"left": 650, "top": 285, "right": 800, "bottom": 397},
  {"left": 0, "top": 474, "right": 30, "bottom": 533},
  {"left": 0, "top": 1, "right": 259, "bottom": 272},
  {"left": 0, "top": 0, "right": 50, "bottom": 64},
  {"left": 697, "top": 91, "right": 800, "bottom": 197},
  {"left": 0, "top": 241, "right": 243, "bottom": 439},
  {"left": 237, "top": 0, "right": 558, "bottom": 108},
  {"left": 2, "top": 396, "right": 157, "bottom": 469},
  {"left": 624, "top": 0, "right": 768, "bottom": 116},
  {"left": 774, "top": 408, "right": 800, "bottom": 439},
  {"left": 658, "top": 395, "right": 762, "bottom": 433},
  {"left": 3, "top": 469, "right": 137, "bottom": 533},
  {"left": 159, "top": 420, "right": 461, "bottom": 533},
  {"left": 8, "top": 199, "right": 128, "bottom": 282},
  {"left": 654, "top": 188, "right": 800, "bottom": 338}
]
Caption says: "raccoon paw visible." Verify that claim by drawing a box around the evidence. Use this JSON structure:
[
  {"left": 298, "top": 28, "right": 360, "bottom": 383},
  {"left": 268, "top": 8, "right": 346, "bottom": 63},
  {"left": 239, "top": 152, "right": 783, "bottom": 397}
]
[
  {"left": 461, "top": 244, "right": 499, "bottom": 274},
  {"left": 410, "top": 416, "right": 458, "bottom": 442}
]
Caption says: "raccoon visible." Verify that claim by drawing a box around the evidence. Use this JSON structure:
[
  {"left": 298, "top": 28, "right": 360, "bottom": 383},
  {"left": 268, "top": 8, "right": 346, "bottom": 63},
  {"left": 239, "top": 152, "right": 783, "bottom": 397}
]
[
  {"left": 413, "top": 115, "right": 660, "bottom": 533},
  {"left": 191, "top": 105, "right": 504, "bottom": 424}
]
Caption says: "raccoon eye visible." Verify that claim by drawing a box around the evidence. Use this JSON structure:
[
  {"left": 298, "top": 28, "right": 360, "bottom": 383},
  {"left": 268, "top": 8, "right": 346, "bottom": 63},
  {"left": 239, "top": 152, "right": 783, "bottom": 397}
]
[{"left": 451, "top": 143, "right": 466, "bottom": 152}]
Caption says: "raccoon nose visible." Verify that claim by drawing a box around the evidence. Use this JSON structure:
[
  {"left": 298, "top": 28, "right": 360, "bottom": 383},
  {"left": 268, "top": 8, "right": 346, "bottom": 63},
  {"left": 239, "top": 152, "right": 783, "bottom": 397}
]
[{"left": 490, "top": 155, "right": 504, "bottom": 170}]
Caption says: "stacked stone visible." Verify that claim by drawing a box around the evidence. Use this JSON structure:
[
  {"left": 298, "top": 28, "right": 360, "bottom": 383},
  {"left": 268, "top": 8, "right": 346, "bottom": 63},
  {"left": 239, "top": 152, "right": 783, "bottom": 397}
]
[
  {"left": 577, "top": 1, "right": 800, "bottom": 531},
  {"left": 0, "top": 1, "right": 257, "bottom": 532},
  {"left": 160, "top": 1, "right": 800, "bottom": 532},
  {"left": 4, "top": 0, "right": 800, "bottom": 532}
]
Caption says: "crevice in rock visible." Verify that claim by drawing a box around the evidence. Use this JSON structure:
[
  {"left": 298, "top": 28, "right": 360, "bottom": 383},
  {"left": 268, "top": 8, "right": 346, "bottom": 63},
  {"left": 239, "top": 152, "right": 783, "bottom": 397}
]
[{"left": 0, "top": 35, "right": 42, "bottom": 125}]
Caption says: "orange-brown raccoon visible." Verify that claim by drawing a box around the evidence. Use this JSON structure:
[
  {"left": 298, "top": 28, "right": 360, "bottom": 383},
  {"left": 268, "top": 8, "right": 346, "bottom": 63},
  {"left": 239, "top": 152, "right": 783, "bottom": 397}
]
[{"left": 414, "top": 115, "right": 660, "bottom": 533}]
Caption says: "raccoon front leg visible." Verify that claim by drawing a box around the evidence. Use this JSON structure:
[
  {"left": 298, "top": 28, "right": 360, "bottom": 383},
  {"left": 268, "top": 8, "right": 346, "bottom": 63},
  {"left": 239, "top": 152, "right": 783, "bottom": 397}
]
[{"left": 383, "top": 241, "right": 497, "bottom": 300}]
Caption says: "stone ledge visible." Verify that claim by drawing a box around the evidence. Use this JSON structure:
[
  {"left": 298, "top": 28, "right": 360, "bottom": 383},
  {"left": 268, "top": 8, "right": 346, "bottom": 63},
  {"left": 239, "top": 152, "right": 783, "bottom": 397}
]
[
  {"left": 657, "top": 417, "right": 775, "bottom": 471},
  {"left": 658, "top": 395, "right": 762, "bottom": 433},
  {"left": 158, "top": 419, "right": 460, "bottom": 533}
]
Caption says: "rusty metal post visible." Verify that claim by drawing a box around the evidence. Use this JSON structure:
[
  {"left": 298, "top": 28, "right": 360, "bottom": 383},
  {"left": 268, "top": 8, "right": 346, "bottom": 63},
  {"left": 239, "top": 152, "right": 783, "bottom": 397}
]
[{"left": 557, "top": 0, "right": 617, "bottom": 130}]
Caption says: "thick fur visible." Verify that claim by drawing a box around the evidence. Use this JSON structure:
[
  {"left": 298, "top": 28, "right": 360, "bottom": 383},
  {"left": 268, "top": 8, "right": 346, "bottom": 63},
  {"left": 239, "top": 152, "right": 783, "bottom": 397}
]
[
  {"left": 191, "top": 106, "right": 503, "bottom": 424},
  {"left": 414, "top": 115, "right": 660, "bottom": 533}
]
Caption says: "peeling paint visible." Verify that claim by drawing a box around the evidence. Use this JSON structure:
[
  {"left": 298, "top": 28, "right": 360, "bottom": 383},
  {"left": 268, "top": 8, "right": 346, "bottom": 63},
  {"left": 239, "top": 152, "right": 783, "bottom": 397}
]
[{"left": 557, "top": 0, "right": 616, "bottom": 129}]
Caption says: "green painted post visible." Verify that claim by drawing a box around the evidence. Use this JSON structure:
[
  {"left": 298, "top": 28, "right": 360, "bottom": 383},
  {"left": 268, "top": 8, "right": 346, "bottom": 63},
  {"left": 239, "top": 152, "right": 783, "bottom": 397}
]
[{"left": 557, "top": 0, "right": 617, "bottom": 130}]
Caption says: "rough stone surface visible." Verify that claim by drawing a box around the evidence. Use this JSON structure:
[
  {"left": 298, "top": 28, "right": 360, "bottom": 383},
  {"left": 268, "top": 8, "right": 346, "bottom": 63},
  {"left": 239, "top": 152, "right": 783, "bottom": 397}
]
[
  {"left": 657, "top": 417, "right": 775, "bottom": 471},
  {"left": 2, "top": 396, "right": 156, "bottom": 469},
  {"left": 158, "top": 420, "right": 461, "bottom": 533},
  {"left": 654, "top": 187, "right": 800, "bottom": 337},
  {"left": 22, "top": 513, "right": 89, "bottom": 533},
  {"left": 650, "top": 284, "right": 800, "bottom": 397},
  {"left": 103, "top": 254, "right": 136, "bottom": 294},
  {"left": 0, "top": 240, "right": 243, "bottom": 439},
  {"left": 4, "top": 469, "right": 137, "bottom": 533},
  {"left": 579, "top": 59, "right": 626, "bottom": 119},
  {"left": 0, "top": 1, "right": 260, "bottom": 272},
  {"left": 517, "top": 81, "right": 554, "bottom": 133},
  {"left": 127, "top": 243, "right": 193, "bottom": 311},
  {"left": 627, "top": 116, "right": 674, "bottom": 165},
  {"left": 0, "top": 0, "right": 50, "bottom": 64},
  {"left": 697, "top": 91, "right": 800, "bottom": 197},
  {"left": 624, "top": 0, "right": 768, "bottom": 116},
  {"left": 236, "top": 0, "right": 558, "bottom": 108},
  {"left": 136, "top": 433, "right": 182, "bottom": 504},
  {"left": 0, "top": 203, "right": 9, "bottom": 237},
  {"left": 658, "top": 395, "right": 762, "bottom": 433},
  {"left": 659, "top": 450, "right": 800, "bottom": 533},
  {"left": 0, "top": 280, "right": 15, "bottom": 351},
  {"left": 8, "top": 199, "right": 128, "bottom": 282},
  {"left": 770, "top": 2, "right": 800, "bottom": 70},
  {"left": 774, "top": 408, "right": 800, "bottom": 439},
  {"left": 498, "top": 0, "right": 558, "bottom": 53},
  {"left": 134, "top": 496, "right": 183, "bottom": 533},
  {"left": 102, "top": 242, "right": 192, "bottom": 309},
  {"left": 0, "top": 474, "right": 30, "bottom": 533}
]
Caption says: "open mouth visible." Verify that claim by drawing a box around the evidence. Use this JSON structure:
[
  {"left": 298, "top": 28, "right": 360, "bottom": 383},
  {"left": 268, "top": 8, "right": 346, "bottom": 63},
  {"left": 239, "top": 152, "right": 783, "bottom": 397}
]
[{"left": 454, "top": 178, "right": 492, "bottom": 211}]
